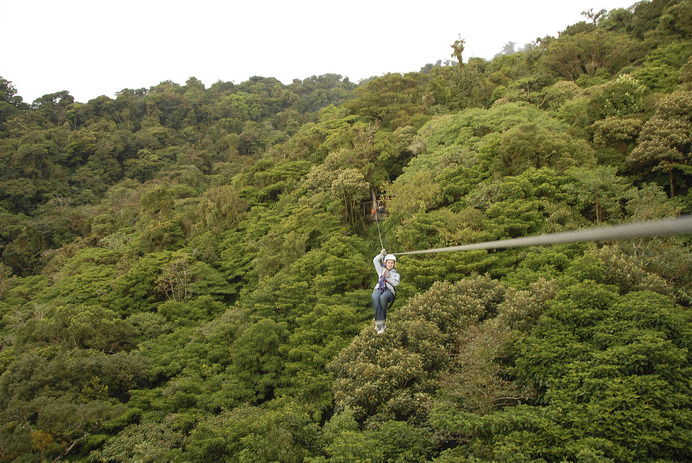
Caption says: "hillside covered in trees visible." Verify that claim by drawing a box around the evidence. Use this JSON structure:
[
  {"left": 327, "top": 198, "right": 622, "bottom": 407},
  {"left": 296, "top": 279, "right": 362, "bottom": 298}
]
[{"left": 1, "top": 0, "right": 692, "bottom": 461}]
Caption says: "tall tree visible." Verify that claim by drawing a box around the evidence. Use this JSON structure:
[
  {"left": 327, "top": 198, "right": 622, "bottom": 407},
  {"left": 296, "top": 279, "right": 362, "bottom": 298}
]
[
  {"left": 627, "top": 90, "right": 692, "bottom": 196},
  {"left": 0, "top": 77, "right": 27, "bottom": 137},
  {"left": 540, "top": 30, "right": 644, "bottom": 80},
  {"left": 451, "top": 36, "right": 466, "bottom": 64}
]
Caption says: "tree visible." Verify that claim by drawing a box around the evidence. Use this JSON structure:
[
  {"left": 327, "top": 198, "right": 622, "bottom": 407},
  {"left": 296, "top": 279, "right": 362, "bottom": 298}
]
[
  {"left": 497, "top": 121, "right": 596, "bottom": 175},
  {"left": 0, "top": 302, "right": 149, "bottom": 461},
  {"left": 31, "top": 90, "right": 75, "bottom": 126},
  {"left": 632, "top": 42, "right": 692, "bottom": 92},
  {"left": 564, "top": 166, "right": 630, "bottom": 223},
  {"left": 498, "top": 41, "right": 517, "bottom": 56},
  {"left": 586, "top": 74, "right": 649, "bottom": 120},
  {"left": 329, "top": 276, "right": 512, "bottom": 425},
  {"left": 322, "top": 419, "right": 437, "bottom": 462},
  {"left": 0, "top": 12, "right": 690, "bottom": 460},
  {"left": 346, "top": 73, "right": 430, "bottom": 128},
  {"left": 448, "top": 60, "right": 494, "bottom": 109},
  {"left": 225, "top": 318, "right": 288, "bottom": 404},
  {"left": 0, "top": 77, "right": 26, "bottom": 137},
  {"left": 184, "top": 401, "right": 317, "bottom": 462},
  {"left": 0, "top": 262, "right": 13, "bottom": 299},
  {"left": 431, "top": 281, "right": 692, "bottom": 462},
  {"left": 582, "top": 8, "right": 607, "bottom": 24},
  {"left": 280, "top": 303, "right": 363, "bottom": 414},
  {"left": 627, "top": 90, "right": 692, "bottom": 196},
  {"left": 330, "top": 168, "right": 370, "bottom": 227},
  {"left": 540, "top": 30, "right": 644, "bottom": 80},
  {"left": 91, "top": 417, "right": 185, "bottom": 463},
  {"left": 591, "top": 116, "right": 644, "bottom": 156},
  {"left": 387, "top": 170, "right": 442, "bottom": 215},
  {"left": 451, "top": 36, "right": 465, "bottom": 64}
]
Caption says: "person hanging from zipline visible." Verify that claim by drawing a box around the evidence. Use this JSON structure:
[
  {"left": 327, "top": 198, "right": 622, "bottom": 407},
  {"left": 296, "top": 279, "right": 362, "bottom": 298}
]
[{"left": 371, "top": 249, "right": 400, "bottom": 334}]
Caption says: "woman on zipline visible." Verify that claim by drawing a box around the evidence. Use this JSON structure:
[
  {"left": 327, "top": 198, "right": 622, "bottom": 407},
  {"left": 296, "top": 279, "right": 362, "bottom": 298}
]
[{"left": 371, "top": 249, "right": 400, "bottom": 334}]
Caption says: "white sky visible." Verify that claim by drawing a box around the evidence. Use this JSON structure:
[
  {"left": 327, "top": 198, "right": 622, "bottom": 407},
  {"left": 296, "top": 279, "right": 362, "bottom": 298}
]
[{"left": 1, "top": 0, "right": 636, "bottom": 103}]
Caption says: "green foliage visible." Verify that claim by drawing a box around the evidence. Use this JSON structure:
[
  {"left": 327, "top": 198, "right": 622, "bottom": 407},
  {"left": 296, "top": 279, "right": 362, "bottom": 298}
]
[
  {"left": 184, "top": 401, "right": 319, "bottom": 462},
  {"left": 587, "top": 74, "right": 650, "bottom": 120},
  {"left": 225, "top": 318, "right": 288, "bottom": 404},
  {"left": 540, "top": 30, "right": 644, "bottom": 80},
  {"left": 346, "top": 73, "right": 431, "bottom": 128},
  {"left": 497, "top": 121, "right": 595, "bottom": 175},
  {"left": 0, "top": 78, "right": 27, "bottom": 138},
  {"left": 514, "top": 285, "right": 691, "bottom": 461},
  {"left": 13, "top": 304, "right": 138, "bottom": 353},
  {"left": 321, "top": 418, "right": 437, "bottom": 462},
  {"left": 563, "top": 165, "right": 630, "bottom": 223},
  {"left": 280, "top": 303, "right": 365, "bottom": 415},
  {"left": 91, "top": 415, "right": 187, "bottom": 463},
  {"left": 329, "top": 276, "right": 511, "bottom": 424},
  {"left": 0, "top": 7, "right": 691, "bottom": 460},
  {"left": 0, "top": 343, "right": 149, "bottom": 461},
  {"left": 627, "top": 89, "right": 692, "bottom": 196},
  {"left": 430, "top": 281, "right": 691, "bottom": 462},
  {"left": 633, "top": 41, "right": 692, "bottom": 92},
  {"left": 502, "top": 245, "right": 578, "bottom": 290}
]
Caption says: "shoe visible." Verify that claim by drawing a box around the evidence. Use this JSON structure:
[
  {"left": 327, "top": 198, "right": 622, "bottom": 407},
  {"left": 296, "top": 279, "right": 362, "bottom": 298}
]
[{"left": 375, "top": 324, "right": 384, "bottom": 334}]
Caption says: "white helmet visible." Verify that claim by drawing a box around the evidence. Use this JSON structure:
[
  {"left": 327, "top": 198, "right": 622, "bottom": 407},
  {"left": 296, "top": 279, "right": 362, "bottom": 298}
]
[{"left": 384, "top": 254, "right": 396, "bottom": 264}]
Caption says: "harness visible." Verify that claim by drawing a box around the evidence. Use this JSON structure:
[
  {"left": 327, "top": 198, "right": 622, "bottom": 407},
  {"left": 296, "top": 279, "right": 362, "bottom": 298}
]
[{"left": 377, "top": 270, "right": 397, "bottom": 307}]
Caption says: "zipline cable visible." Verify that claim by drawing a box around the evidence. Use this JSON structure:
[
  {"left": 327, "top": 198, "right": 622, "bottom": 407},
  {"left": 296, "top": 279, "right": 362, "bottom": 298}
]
[
  {"left": 394, "top": 215, "right": 692, "bottom": 256},
  {"left": 375, "top": 210, "right": 386, "bottom": 251}
]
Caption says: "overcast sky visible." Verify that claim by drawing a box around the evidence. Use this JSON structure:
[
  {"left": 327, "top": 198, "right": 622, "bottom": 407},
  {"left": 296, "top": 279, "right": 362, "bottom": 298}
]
[{"left": 1, "top": 0, "right": 637, "bottom": 103}]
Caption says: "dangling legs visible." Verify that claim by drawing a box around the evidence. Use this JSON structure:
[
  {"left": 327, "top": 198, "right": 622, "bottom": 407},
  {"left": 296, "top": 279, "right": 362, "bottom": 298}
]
[{"left": 372, "top": 289, "right": 393, "bottom": 334}]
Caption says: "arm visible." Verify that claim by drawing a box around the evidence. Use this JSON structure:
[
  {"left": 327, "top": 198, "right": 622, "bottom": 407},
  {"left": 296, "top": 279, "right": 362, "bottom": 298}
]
[
  {"left": 373, "top": 252, "right": 385, "bottom": 275},
  {"left": 387, "top": 270, "right": 400, "bottom": 288}
]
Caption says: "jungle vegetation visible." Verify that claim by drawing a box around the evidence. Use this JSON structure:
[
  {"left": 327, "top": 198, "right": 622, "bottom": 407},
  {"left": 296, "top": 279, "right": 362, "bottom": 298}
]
[{"left": 1, "top": 0, "right": 691, "bottom": 461}]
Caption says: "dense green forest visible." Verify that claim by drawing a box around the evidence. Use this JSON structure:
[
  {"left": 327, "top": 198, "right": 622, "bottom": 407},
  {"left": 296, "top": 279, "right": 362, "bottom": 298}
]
[{"left": 1, "top": 0, "right": 692, "bottom": 461}]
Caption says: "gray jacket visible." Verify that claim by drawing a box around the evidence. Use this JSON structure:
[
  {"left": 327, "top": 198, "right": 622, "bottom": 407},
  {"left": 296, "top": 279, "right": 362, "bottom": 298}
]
[{"left": 373, "top": 254, "right": 400, "bottom": 294}]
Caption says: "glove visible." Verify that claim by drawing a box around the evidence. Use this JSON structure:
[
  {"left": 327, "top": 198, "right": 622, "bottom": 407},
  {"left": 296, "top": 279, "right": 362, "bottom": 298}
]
[{"left": 380, "top": 249, "right": 387, "bottom": 258}]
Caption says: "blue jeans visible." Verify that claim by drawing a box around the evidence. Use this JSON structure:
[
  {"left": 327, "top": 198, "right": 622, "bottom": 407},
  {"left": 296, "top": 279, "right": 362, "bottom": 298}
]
[{"left": 372, "top": 289, "right": 393, "bottom": 325}]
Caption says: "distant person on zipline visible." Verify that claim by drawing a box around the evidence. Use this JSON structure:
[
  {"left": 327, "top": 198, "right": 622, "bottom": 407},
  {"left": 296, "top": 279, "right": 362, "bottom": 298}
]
[{"left": 372, "top": 249, "right": 400, "bottom": 334}]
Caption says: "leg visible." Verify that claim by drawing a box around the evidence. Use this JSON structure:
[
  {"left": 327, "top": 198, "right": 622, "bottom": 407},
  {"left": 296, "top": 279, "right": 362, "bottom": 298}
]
[
  {"left": 372, "top": 289, "right": 386, "bottom": 326},
  {"left": 374, "top": 290, "right": 393, "bottom": 327}
]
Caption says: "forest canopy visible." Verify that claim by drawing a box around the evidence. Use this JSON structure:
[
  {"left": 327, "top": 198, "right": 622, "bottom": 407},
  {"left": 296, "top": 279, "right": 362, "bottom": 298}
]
[{"left": 1, "top": 1, "right": 691, "bottom": 461}]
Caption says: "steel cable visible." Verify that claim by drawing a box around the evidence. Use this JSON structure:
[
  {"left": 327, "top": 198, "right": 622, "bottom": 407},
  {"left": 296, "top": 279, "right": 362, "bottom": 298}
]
[
  {"left": 394, "top": 215, "right": 692, "bottom": 256},
  {"left": 375, "top": 210, "right": 385, "bottom": 251}
]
